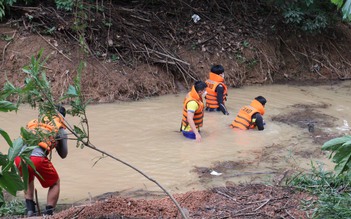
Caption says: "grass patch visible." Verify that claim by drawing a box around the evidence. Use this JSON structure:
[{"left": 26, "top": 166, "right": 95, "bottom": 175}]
[
  {"left": 0, "top": 199, "right": 25, "bottom": 217},
  {"left": 288, "top": 162, "right": 351, "bottom": 219}
]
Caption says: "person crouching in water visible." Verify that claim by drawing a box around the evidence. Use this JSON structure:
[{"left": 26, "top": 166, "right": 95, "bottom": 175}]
[
  {"left": 15, "top": 105, "right": 68, "bottom": 216},
  {"left": 230, "top": 96, "right": 267, "bottom": 131},
  {"left": 205, "top": 64, "right": 229, "bottom": 115},
  {"left": 181, "top": 81, "right": 208, "bottom": 142}
]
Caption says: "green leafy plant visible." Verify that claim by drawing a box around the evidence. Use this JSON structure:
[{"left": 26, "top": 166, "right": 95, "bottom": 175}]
[
  {"left": 266, "top": 0, "right": 344, "bottom": 33},
  {"left": 242, "top": 40, "right": 250, "bottom": 48},
  {"left": 110, "top": 54, "right": 119, "bottom": 62},
  {"left": 44, "top": 26, "right": 56, "bottom": 35},
  {"left": 235, "top": 52, "right": 246, "bottom": 63},
  {"left": 282, "top": 0, "right": 333, "bottom": 33},
  {"left": 0, "top": 199, "right": 25, "bottom": 216},
  {"left": 0, "top": 34, "right": 14, "bottom": 41},
  {"left": 331, "top": 0, "right": 351, "bottom": 20},
  {"left": 322, "top": 135, "right": 351, "bottom": 176},
  {"left": 288, "top": 162, "right": 351, "bottom": 218},
  {"left": 72, "top": 10, "right": 88, "bottom": 32},
  {"left": 0, "top": 0, "right": 15, "bottom": 20},
  {"left": 0, "top": 0, "right": 34, "bottom": 20},
  {"left": 286, "top": 135, "right": 351, "bottom": 218},
  {"left": 247, "top": 59, "right": 258, "bottom": 69},
  {"left": 55, "top": 0, "right": 74, "bottom": 11}
]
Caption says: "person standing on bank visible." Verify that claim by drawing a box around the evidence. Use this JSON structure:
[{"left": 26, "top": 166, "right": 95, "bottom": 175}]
[
  {"left": 230, "top": 96, "right": 267, "bottom": 131},
  {"left": 15, "top": 105, "right": 68, "bottom": 216},
  {"left": 181, "top": 81, "right": 208, "bottom": 142},
  {"left": 205, "top": 64, "right": 229, "bottom": 115}
]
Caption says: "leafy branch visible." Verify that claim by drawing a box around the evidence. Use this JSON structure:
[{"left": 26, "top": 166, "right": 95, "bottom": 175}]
[
  {"left": 322, "top": 135, "right": 351, "bottom": 176},
  {"left": 0, "top": 50, "right": 188, "bottom": 219}
]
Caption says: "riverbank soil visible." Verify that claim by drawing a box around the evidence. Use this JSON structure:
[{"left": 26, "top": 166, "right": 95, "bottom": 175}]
[
  {"left": 2, "top": 1, "right": 351, "bottom": 102},
  {"left": 1, "top": 1, "right": 350, "bottom": 218},
  {"left": 52, "top": 184, "right": 315, "bottom": 219}
]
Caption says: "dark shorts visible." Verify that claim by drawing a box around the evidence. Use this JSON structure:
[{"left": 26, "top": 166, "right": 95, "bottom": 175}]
[
  {"left": 205, "top": 107, "right": 220, "bottom": 112},
  {"left": 182, "top": 131, "right": 196, "bottom": 139},
  {"left": 15, "top": 156, "right": 59, "bottom": 188}
]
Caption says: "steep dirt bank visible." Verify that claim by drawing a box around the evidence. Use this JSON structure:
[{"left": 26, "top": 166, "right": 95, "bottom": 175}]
[{"left": 1, "top": 1, "right": 351, "bottom": 103}]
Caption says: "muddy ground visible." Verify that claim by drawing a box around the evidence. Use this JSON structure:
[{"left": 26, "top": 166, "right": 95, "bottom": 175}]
[
  {"left": 1, "top": 1, "right": 350, "bottom": 218},
  {"left": 51, "top": 184, "right": 315, "bottom": 219}
]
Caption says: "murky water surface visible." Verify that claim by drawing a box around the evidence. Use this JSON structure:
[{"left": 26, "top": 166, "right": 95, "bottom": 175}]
[{"left": 1, "top": 82, "right": 351, "bottom": 203}]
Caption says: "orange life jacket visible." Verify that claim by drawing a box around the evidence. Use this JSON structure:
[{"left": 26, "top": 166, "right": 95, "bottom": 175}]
[
  {"left": 205, "top": 72, "right": 228, "bottom": 109},
  {"left": 26, "top": 115, "right": 66, "bottom": 151},
  {"left": 181, "top": 86, "right": 204, "bottom": 130},
  {"left": 230, "top": 99, "right": 265, "bottom": 130}
]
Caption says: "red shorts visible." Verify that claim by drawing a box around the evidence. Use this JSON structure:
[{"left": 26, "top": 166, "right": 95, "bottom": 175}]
[{"left": 15, "top": 156, "right": 59, "bottom": 188}]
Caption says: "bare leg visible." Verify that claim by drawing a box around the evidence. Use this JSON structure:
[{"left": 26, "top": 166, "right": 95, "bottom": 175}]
[
  {"left": 25, "top": 180, "right": 34, "bottom": 200},
  {"left": 47, "top": 179, "right": 60, "bottom": 207}
]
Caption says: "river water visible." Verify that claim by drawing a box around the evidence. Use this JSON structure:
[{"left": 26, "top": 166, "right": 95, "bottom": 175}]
[{"left": 1, "top": 82, "right": 351, "bottom": 203}]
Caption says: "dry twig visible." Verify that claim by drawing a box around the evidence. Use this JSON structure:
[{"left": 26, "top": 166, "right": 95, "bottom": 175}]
[
  {"left": 36, "top": 31, "right": 73, "bottom": 62},
  {"left": 1, "top": 31, "right": 16, "bottom": 68}
]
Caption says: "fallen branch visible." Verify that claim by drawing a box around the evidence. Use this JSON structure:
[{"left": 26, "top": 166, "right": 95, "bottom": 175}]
[
  {"left": 130, "top": 14, "right": 151, "bottom": 22},
  {"left": 253, "top": 198, "right": 270, "bottom": 211},
  {"left": 1, "top": 31, "right": 16, "bottom": 68},
  {"left": 278, "top": 36, "right": 299, "bottom": 61},
  {"left": 36, "top": 31, "right": 73, "bottom": 62},
  {"left": 223, "top": 171, "right": 278, "bottom": 179},
  {"left": 64, "top": 31, "right": 109, "bottom": 73},
  {"left": 328, "top": 40, "right": 351, "bottom": 68},
  {"left": 148, "top": 49, "right": 190, "bottom": 66},
  {"left": 215, "top": 190, "right": 238, "bottom": 203},
  {"left": 231, "top": 212, "right": 261, "bottom": 217},
  {"left": 285, "top": 209, "right": 296, "bottom": 219},
  {"left": 72, "top": 206, "right": 86, "bottom": 219},
  {"left": 176, "top": 62, "right": 197, "bottom": 81},
  {"left": 322, "top": 54, "right": 342, "bottom": 78}
]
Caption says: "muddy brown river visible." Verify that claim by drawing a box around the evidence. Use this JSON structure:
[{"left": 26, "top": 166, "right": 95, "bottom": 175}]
[{"left": 1, "top": 82, "right": 351, "bottom": 203}]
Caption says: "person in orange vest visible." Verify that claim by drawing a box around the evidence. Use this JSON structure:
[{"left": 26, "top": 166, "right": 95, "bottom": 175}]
[
  {"left": 180, "top": 81, "right": 207, "bottom": 142},
  {"left": 14, "top": 105, "right": 68, "bottom": 216},
  {"left": 205, "top": 65, "right": 229, "bottom": 115},
  {"left": 230, "top": 96, "right": 267, "bottom": 131}
]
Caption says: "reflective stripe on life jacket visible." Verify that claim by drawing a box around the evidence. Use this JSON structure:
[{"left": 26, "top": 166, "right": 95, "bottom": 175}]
[
  {"left": 230, "top": 99, "right": 265, "bottom": 130},
  {"left": 26, "top": 115, "right": 66, "bottom": 151},
  {"left": 181, "top": 86, "right": 204, "bottom": 131},
  {"left": 205, "top": 72, "right": 227, "bottom": 109}
]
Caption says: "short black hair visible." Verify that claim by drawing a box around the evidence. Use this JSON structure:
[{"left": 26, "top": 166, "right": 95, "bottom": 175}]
[
  {"left": 255, "top": 96, "right": 267, "bottom": 106},
  {"left": 211, "top": 65, "right": 224, "bottom": 74},
  {"left": 194, "top": 81, "right": 207, "bottom": 92},
  {"left": 56, "top": 104, "right": 66, "bottom": 117}
]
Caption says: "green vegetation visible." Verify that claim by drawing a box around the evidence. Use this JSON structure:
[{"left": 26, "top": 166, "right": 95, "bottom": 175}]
[
  {"left": 0, "top": 49, "right": 83, "bottom": 215},
  {"left": 56, "top": 0, "right": 74, "bottom": 11},
  {"left": 288, "top": 163, "right": 351, "bottom": 218},
  {"left": 270, "top": 0, "right": 334, "bottom": 33},
  {"left": 0, "top": 0, "right": 351, "bottom": 33},
  {"left": 322, "top": 135, "right": 351, "bottom": 176},
  {"left": 288, "top": 136, "right": 351, "bottom": 218},
  {"left": 332, "top": 0, "right": 351, "bottom": 20},
  {"left": 0, "top": 199, "right": 25, "bottom": 217}
]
